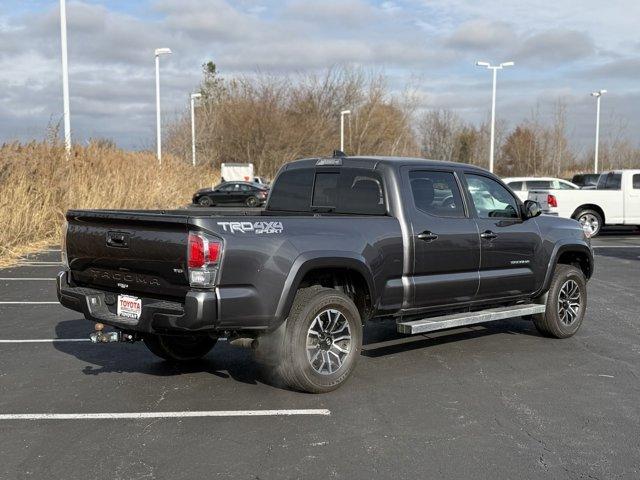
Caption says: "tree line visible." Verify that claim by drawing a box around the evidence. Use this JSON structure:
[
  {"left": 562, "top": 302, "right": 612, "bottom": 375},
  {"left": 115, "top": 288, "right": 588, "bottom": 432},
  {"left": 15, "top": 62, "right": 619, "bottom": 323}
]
[{"left": 166, "top": 64, "right": 640, "bottom": 179}]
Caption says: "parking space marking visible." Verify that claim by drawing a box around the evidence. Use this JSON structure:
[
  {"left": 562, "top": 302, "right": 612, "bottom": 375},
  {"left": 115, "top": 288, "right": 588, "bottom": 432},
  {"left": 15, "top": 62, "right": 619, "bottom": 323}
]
[
  {"left": 0, "top": 302, "right": 60, "bottom": 305},
  {"left": 0, "top": 409, "right": 331, "bottom": 421},
  {"left": 0, "top": 278, "right": 55, "bottom": 281},
  {"left": 592, "top": 246, "right": 640, "bottom": 248},
  {"left": 0, "top": 339, "right": 89, "bottom": 343}
]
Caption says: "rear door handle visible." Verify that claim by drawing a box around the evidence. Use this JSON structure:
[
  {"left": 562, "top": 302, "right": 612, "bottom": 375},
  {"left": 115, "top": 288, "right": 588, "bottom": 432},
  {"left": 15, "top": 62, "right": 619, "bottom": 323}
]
[
  {"left": 417, "top": 231, "right": 438, "bottom": 242},
  {"left": 480, "top": 230, "right": 498, "bottom": 240}
]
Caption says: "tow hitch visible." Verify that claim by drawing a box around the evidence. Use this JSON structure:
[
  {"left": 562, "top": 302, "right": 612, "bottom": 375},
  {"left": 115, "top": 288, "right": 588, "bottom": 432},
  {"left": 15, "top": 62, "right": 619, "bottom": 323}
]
[{"left": 89, "top": 323, "right": 138, "bottom": 343}]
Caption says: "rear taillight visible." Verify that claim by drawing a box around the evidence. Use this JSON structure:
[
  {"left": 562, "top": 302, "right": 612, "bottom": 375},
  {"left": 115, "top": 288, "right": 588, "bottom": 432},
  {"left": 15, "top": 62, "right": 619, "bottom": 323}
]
[
  {"left": 187, "top": 231, "right": 222, "bottom": 287},
  {"left": 61, "top": 219, "right": 69, "bottom": 268},
  {"left": 547, "top": 194, "right": 557, "bottom": 208}
]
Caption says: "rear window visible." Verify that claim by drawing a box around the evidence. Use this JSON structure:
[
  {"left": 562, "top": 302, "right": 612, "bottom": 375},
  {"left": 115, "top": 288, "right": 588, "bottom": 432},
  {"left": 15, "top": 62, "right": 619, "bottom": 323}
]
[
  {"left": 506, "top": 181, "right": 523, "bottom": 191},
  {"left": 633, "top": 174, "right": 640, "bottom": 189},
  {"left": 267, "top": 167, "right": 385, "bottom": 215},
  {"left": 526, "top": 180, "right": 553, "bottom": 190},
  {"left": 266, "top": 169, "right": 314, "bottom": 212}
]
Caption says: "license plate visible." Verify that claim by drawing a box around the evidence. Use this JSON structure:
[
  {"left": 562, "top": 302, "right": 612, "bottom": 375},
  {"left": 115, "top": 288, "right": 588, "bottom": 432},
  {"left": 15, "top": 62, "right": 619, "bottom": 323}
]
[{"left": 117, "top": 295, "right": 142, "bottom": 320}]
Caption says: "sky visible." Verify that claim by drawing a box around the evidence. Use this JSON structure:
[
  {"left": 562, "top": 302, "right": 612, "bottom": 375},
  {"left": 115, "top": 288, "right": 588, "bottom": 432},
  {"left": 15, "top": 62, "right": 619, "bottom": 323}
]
[{"left": 0, "top": 0, "right": 639, "bottom": 152}]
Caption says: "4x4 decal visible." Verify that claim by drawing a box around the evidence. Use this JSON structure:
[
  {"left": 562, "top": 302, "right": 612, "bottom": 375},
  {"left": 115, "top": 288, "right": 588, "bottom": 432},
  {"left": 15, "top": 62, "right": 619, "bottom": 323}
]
[{"left": 217, "top": 221, "right": 283, "bottom": 234}]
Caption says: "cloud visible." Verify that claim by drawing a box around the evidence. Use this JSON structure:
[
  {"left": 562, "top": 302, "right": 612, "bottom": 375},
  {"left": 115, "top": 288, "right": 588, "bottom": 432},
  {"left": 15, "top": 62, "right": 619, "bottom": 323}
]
[
  {"left": 445, "top": 20, "right": 516, "bottom": 51},
  {"left": 513, "top": 29, "right": 595, "bottom": 66}
]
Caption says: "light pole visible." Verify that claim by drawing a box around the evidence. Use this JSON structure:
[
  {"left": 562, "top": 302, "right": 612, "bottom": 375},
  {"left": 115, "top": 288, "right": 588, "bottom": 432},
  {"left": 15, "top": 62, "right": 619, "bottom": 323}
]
[
  {"left": 190, "top": 93, "right": 202, "bottom": 167},
  {"left": 591, "top": 89, "right": 607, "bottom": 174},
  {"left": 59, "top": 0, "right": 71, "bottom": 155},
  {"left": 155, "top": 47, "right": 172, "bottom": 165},
  {"left": 340, "top": 110, "right": 351, "bottom": 152},
  {"left": 475, "top": 61, "right": 514, "bottom": 173}
]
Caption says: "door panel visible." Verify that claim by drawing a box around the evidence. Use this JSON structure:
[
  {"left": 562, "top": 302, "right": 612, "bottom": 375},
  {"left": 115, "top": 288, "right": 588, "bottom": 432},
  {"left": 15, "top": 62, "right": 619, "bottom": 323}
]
[
  {"left": 464, "top": 173, "right": 542, "bottom": 300},
  {"left": 404, "top": 168, "right": 480, "bottom": 309}
]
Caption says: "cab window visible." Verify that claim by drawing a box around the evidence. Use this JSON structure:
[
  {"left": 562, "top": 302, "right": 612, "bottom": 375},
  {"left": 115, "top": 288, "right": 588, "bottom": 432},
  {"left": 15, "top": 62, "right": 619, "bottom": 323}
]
[
  {"left": 465, "top": 174, "right": 519, "bottom": 219},
  {"left": 409, "top": 171, "right": 466, "bottom": 218}
]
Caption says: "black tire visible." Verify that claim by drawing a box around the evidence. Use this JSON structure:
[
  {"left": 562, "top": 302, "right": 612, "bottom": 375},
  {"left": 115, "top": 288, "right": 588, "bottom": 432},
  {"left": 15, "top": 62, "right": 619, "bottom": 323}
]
[
  {"left": 245, "top": 196, "right": 259, "bottom": 207},
  {"left": 532, "top": 264, "right": 587, "bottom": 338},
  {"left": 574, "top": 208, "right": 602, "bottom": 237},
  {"left": 257, "top": 286, "right": 363, "bottom": 393},
  {"left": 143, "top": 334, "right": 217, "bottom": 362},
  {"left": 198, "top": 196, "right": 213, "bottom": 207}
]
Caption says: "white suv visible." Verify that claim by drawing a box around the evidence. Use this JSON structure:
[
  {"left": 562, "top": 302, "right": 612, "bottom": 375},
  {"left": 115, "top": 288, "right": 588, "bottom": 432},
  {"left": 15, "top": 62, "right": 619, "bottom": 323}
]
[{"left": 502, "top": 177, "right": 579, "bottom": 201}]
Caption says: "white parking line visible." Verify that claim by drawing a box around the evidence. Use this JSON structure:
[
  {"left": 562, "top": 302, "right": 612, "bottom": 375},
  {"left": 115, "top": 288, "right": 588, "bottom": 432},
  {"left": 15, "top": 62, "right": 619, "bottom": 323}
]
[
  {"left": 592, "top": 245, "right": 640, "bottom": 248},
  {"left": 0, "top": 409, "right": 331, "bottom": 421},
  {"left": 0, "top": 339, "right": 89, "bottom": 343},
  {"left": 0, "top": 302, "right": 59, "bottom": 305},
  {"left": 0, "top": 278, "right": 55, "bottom": 281}
]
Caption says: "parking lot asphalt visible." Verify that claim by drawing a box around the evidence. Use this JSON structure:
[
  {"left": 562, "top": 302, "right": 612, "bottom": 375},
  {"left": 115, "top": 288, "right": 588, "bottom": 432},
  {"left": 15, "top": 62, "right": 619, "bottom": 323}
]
[{"left": 1, "top": 231, "right": 639, "bottom": 479}]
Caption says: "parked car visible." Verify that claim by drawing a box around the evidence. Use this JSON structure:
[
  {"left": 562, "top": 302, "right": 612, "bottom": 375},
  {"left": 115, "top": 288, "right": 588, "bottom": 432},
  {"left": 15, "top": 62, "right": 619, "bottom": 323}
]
[
  {"left": 192, "top": 181, "right": 269, "bottom": 207},
  {"left": 502, "top": 177, "right": 579, "bottom": 201},
  {"left": 571, "top": 173, "right": 601, "bottom": 189},
  {"left": 528, "top": 169, "right": 640, "bottom": 237},
  {"left": 58, "top": 155, "right": 593, "bottom": 393}
]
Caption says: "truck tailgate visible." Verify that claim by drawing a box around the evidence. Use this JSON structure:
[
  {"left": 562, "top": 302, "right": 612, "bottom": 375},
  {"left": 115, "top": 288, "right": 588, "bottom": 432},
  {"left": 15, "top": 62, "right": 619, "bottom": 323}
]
[
  {"left": 66, "top": 210, "right": 191, "bottom": 299},
  {"left": 528, "top": 190, "right": 550, "bottom": 210}
]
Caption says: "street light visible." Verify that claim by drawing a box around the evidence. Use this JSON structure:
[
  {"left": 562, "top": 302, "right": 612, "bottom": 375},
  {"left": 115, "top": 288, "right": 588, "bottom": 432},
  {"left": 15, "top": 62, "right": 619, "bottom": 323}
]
[
  {"left": 591, "top": 89, "right": 607, "bottom": 174},
  {"left": 190, "top": 93, "right": 202, "bottom": 167},
  {"left": 475, "top": 61, "right": 514, "bottom": 173},
  {"left": 155, "top": 47, "right": 172, "bottom": 165},
  {"left": 340, "top": 110, "right": 351, "bottom": 153},
  {"left": 59, "top": 0, "right": 71, "bottom": 155}
]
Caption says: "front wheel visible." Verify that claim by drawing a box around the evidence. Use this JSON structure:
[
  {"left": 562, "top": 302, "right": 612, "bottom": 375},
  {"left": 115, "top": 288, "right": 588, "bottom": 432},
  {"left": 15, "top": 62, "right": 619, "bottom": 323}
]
[
  {"left": 198, "top": 196, "right": 213, "bottom": 207},
  {"left": 532, "top": 264, "right": 587, "bottom": 338},
  {"left": 256, "top": 286, "right": 363, "bottom": 393},
  {"left": 143, "top": 334, "right": 217, "bottom": 362}
]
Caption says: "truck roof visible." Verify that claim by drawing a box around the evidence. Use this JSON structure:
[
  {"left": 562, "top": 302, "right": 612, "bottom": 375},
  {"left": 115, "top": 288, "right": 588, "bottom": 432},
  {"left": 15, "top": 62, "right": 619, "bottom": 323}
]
[{"left": 282, "top": 155, "right": 490, "bottom": 173}]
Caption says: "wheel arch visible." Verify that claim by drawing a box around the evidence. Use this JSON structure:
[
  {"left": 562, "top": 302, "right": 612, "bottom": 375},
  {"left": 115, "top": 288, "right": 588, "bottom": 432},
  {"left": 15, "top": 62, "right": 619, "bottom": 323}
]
[
  {"left": 571, "top": 204, "right": 605, "bottom": 224},
  {"left": 274, "top": 253, "right": 376, "bottom": 328},
  {"left": 537, "top": 243, "right": 594, "bottom": 296}
]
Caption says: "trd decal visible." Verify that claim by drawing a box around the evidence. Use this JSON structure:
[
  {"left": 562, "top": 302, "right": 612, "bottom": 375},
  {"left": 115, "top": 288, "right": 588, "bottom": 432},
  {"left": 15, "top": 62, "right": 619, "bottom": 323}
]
[{"left": 217, "top": 221, "right": 283, "bottom": 234}]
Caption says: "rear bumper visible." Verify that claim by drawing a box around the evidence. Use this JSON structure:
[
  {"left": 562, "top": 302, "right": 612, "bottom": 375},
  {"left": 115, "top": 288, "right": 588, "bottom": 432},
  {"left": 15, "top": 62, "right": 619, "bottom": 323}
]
[{"left": 56, "top": 270, "right": 218, "bottom": 334}]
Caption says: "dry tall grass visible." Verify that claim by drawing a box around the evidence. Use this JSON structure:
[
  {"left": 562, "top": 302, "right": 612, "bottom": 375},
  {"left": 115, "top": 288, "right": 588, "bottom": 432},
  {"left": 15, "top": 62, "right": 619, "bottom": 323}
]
[{"left": 0, "top": 141, "right": 217, "bottom": 265}]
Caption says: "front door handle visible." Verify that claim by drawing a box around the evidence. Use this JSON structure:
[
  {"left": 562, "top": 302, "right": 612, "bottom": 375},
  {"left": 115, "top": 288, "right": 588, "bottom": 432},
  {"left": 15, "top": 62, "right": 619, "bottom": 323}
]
[
  {"left": 418, "top": 231, "right": 438, "bottom": 242},
  {"left": 480, "top": 230, "right": 498, "bottom": 240}
]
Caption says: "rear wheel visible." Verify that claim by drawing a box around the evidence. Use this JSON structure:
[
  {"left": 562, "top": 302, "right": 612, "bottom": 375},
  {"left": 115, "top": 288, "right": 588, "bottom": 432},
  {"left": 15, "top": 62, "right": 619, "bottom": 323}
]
[
  {"left": 245, "top": 196, "right": 259, "bottom": 207},
  {"left": 532, "top": 264, "right": 587, "bottom": 338},
  {"left": 143, "top": 334, "right": 217, "bottom": 362},
  {"left": 575, "top": 209, "right": 602, "bottom": 237},
  {"left": 256, "top": 286, "right": 362, "bottom": 393},
  {"left": 198, "top": 196, "right": 213, "bottom": 207}
]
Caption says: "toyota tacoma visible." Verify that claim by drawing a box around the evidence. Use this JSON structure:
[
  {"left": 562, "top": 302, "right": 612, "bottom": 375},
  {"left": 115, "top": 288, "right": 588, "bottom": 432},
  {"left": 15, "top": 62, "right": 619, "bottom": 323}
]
[{"left": 58, "top": 155, "right": 593, "bottom": 393}]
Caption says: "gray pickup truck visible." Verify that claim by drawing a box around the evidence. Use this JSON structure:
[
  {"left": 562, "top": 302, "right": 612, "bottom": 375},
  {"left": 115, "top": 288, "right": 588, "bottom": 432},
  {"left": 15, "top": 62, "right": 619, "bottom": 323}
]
[{"left": 58, "top": 155, "right": 593, "bottom": 393}]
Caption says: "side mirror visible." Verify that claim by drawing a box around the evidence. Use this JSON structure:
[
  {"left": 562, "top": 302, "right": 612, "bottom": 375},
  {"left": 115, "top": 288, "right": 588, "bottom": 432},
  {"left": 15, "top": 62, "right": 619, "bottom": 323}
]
[{"left": 523, "top": 200, "right": 542, "bottom": 219}]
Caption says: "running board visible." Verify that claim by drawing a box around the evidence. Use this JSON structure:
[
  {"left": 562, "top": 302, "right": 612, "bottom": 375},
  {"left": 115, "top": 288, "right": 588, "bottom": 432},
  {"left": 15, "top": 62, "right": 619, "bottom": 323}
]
[{"left": 396, "top": 304, "right": 546, "bottom": 335}]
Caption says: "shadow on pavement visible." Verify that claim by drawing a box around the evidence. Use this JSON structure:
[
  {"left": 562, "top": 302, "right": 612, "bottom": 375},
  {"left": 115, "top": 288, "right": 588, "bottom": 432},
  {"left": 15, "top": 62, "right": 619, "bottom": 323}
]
[{"left": 52, "top": 320, "right": 278, "bottom": 389}]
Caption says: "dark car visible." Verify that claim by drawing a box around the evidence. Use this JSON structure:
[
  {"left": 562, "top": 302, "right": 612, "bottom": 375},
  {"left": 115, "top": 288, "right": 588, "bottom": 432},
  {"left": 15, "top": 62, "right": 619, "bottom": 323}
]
[
  {"left": 571, "top": 173, "right": 601, "bottom": 189},
  {"left": 59, "top": 155, "right": 592, "bottom": 393},
  {"left": 192, "top": 181, "right": 269, "bottom": 207}
]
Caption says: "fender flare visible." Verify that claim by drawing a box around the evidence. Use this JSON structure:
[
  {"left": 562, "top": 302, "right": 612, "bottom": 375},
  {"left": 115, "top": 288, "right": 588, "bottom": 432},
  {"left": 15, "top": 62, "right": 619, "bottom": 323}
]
[
  {"left": 536, "top": 241, "right": 593, "bottom": 297},
  {"left": 273, "top": 251, "right": 376, "bottom": 327}
]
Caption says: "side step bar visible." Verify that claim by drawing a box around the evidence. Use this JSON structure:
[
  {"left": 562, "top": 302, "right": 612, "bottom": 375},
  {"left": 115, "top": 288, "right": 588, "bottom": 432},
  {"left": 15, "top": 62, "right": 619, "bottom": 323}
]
[{"left": 397, "top": 304, "right": 546, "bottom": 335}]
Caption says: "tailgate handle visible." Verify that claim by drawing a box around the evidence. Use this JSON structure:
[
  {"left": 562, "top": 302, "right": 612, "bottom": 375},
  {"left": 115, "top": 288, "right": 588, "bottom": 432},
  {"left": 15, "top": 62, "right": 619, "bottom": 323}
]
[{"left": 106, "top": 231, "right": 129, "bottom": 248}]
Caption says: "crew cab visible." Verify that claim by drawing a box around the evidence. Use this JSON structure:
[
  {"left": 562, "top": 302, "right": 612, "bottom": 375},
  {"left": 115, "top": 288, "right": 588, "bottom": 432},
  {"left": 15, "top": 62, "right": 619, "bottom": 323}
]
[
  {"left": 58, "top": 155, "right": 593, "bottom": 393},
  {"left": 528, "top": 169, "right": 640, "bottom": 237}
]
